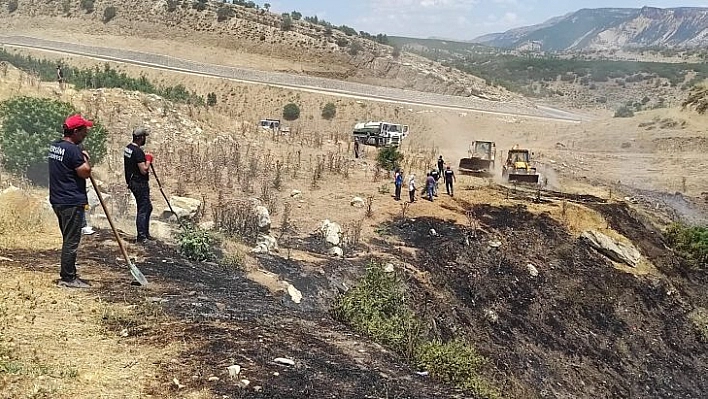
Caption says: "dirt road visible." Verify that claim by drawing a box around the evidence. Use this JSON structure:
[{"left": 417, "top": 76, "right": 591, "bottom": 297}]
[{"left": 0, "top": 35, "right": 587, "bottom": 123}]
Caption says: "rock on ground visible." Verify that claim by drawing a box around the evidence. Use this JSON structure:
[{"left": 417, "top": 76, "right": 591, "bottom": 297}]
[{"left": 580, "top": 230, "right": 641, "bottom": 267}]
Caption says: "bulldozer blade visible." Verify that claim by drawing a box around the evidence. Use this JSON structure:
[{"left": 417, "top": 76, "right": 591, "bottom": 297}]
[{"left": 508, "top": 174, "right": 539, "bottom": 184}]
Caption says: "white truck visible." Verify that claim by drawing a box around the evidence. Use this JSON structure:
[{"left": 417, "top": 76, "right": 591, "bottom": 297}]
[{"left": 352, "top": 121, "right": 409, "bottom": 147}]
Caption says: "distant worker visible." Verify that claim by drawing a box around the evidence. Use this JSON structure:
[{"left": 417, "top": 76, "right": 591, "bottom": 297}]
[
  {"left": 444, "top": 165, "right": 456, "bottom": 196},
  {"left": 394, "top": 168, "right": 403, "bottom": 201},
  {"left": 354, "top": 138, "right": 360, "bottom": 159},
  {"left": 437, "top": 155, "right": 444, "bottom": 176},
  {"left": 430, "top": 168, "right": 440, "bottom": 197},
  {"left": 56, "top": 65, "right": 64, "bottom": 88},
  {"left": 48, "top": 114, "right": 94, "bottom": 288},
  {"left": 426, "top": 172, "right": 435, "bottom": 202},
  {"left": 124, "top": 127, "right": 154, "bottom": 243},
  {"left": 408, "top": 174, "right": 416, "bottom": 203}
]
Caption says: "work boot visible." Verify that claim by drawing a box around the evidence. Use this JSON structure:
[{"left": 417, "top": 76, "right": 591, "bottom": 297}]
[{"left": 57, "top": 277, "right": 91, "bottom": 289}]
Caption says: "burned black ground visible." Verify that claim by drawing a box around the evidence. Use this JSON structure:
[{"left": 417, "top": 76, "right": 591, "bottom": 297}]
[{"left": 383, "top": 202, "right": 708, "bottom": 398}]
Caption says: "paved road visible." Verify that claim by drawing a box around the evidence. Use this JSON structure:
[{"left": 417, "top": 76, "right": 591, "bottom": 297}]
[{"left": 0, "top": 35, "right": 585, "bottom": 122}]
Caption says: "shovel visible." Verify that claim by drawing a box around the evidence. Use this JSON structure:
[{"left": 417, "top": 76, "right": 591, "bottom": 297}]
[
  {"left": 89, "top": 176, "right": 148, "bottom": 286},
  {"left": 150, "top": 164, "right": 186, "bottom": 228}
]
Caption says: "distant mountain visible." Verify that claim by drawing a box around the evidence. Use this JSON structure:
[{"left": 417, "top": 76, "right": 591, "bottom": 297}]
[{"left": 473, "top": 7, "right": 708, "bottom": 51}]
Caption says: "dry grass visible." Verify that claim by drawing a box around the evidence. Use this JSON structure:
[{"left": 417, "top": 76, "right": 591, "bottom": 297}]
[
  {"left": 0, "top": 187, "right": 62, "bottom": 251},
  {"left": 0, "top": 266, "right": 181, "bottom": 399}
]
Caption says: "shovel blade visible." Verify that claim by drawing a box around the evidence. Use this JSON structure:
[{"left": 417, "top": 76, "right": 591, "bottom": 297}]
[{"left": 129, "top": 262, "right": 149, "bottom": 286}]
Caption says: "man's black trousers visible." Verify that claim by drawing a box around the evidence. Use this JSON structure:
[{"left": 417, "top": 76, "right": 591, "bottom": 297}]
[
  {"left": 53, "top": 205, "right": 83, "bottom": 281},
  {"left": 129, "top": 181, "right": 153, "bottom": 240}
]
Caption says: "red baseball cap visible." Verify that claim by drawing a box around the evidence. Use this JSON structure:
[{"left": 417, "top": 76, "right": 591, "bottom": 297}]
[{"left": 64, "top": 114, "right": 94, "bottom": 130}]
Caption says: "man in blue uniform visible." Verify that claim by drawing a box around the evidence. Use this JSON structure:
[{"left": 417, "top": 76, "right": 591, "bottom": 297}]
[{"left": 48, "top": 114, "right": 93, "bottom": 288}]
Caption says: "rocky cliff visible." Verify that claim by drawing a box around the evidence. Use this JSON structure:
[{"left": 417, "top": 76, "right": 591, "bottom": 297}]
[{"left": 474, "top": 7, "right": 708, "bottom": 51}]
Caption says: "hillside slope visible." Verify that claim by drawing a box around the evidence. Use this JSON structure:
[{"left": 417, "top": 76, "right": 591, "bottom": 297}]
[
  {"left": 0, "top": 0, "right": 513, "bottom": 101},
  {"left": 474, "top": 7, "right": 708, "bottom": 51}
]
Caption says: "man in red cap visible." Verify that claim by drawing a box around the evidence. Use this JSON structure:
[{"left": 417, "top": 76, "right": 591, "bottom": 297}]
[
  {"left": 48, "top": 114, "right": 93, "bottom": 288},
  {"left": 124, "top": 127, "right": 154, "bottom": 243}
]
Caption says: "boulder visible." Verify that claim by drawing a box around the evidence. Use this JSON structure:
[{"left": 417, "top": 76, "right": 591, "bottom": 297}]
[
  {"left": 252, "top": 234, "right": 278, "bottom": 254},
  {"left": 319, "top": 220, "right": 342, "bottom": 246},
  {"left": 580, "top": 230, "right": 641, "bottom": 267},
  {"left": 164, "top": 196, "right": 201, "bottom": 220},
  {"left": 255, "top": 206, "right": 271, "bottom": 230},
  {"left": 328, "top": 246, "right": 344, "bottom": 258},
  {"left": 351, "top": 197, "right": 365, "bottom": 208}
]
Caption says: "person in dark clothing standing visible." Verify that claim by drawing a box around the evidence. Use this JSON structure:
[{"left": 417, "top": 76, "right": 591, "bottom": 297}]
[
  {"left": 430, "top": 168, "right": 440, "bottom": 197},
  {"left": 48, "top": 114, "right": 94, "bottom": 288},
  {"left": 354, "top": 138, "right": 360, "bottom": 159},
  {"left": 124, "top": 127, "right": 154, "bottom": 243},
  {"left": 444, "top": 165, "right": 456, "bottom": 196},
  {"left": 425, "top": 172, "right": 435, "bottom": 201},
  {"left": 437, "top": 155, "right": 444, "bottom": 176},
  {"left": 394, "top": 168, "right": 403, "bottom": 201}
]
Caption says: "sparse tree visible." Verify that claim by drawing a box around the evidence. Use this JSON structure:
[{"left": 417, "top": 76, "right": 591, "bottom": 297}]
[
  {"left": 207, "top": 92, "right": 217, "bottom": 107},
  {"left": 80, "top": 0, "right": 94, "bottom": 13},
  {"left": 263, "top": 3, "right": 270, "bottom": 11},
  {"left": 281, "top": 14, "right": 293, "bottom": 31},
  {"left": 217, "top": 5, "right": 235, "bottom": 22},
  {"left": 102, "top": 6, "right": 117, "bottom": 23},
  {"left": 291, "top": 11, "right": 302, "bottom": 20},
  {"left": 8, "top": 0, "right": 18, "bottom": 13},
  {"left": 283, "top": 103, "right": 300, "bottom": 121},
  {"left": 321, "top": 102, "right": 336, "bottom": 120}
]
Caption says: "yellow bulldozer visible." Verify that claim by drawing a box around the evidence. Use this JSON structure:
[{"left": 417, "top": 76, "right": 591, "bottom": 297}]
[{"left": 502, "top": 146, "right": 539, "bottom": 184}]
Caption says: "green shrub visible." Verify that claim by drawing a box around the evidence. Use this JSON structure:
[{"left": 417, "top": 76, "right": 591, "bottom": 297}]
[
  {"left": 193, "top": 0, "right": 207, "bottom": 12},
  {"left": 0, "top": 97, "right": 107, "bottom": 183},
  {"left": 102, "top": 6, "right": 117, "bottom": 23},
  {"left": 281, "top": 15, "right": 292, "bottom": 31},
  {"left": 332, "top": 263, "right": 498, "bottom": 397},
  {"left": 331, "top": 263, "right": 422, "bottom": 356},
  {"left": 349, "top": 41, "right": 364, "bottom": 56},
  {"left": 80, "top": 0, "right": 94, "bottom": 13},
  {"left": 166, "top": 0, "right": 178, "bottom": 12},
  {"left": 416, "top": 341, "right": 498, "bottom": 398},
  {"left": 321, "top": 102, "right": 336, "bottom": 120},
  {"left": 665, "top": 224, "right": 708, "bottom": 268},
  {"left": 177, "top": 223, "right": 216, "bottom": 262},
  {"left": 216, "top": 5, "right": 234, "bottom": 22},
  {"left": 376, "top": 146, "right": 404, "bottom": 171},
  {"left": 7, "top": 0, "right": 18, "bottom": 13},
  {"left": 290, "top": 11, "right": 302, "bottom": 20},
  {"left": 282, "top": 103, "right": 300, "bottom": 121},
  {"left": 614, "top": 106, "right": 635, "bottom": 118},
  {"left": 206, "top": 92, "right": 217, "bottom": 106}
]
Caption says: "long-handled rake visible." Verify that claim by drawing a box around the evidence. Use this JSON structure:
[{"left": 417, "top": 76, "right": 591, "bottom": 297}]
[
  {"left": 150, "top": 164, "right": 186, "bottom": 228},
  {"left": 89, "top": 176, "right": 148, "bottom": 286}
]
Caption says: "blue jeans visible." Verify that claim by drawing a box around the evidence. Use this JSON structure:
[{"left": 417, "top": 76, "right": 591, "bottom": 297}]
[{"left": 427, "top": 186, "right": 434, "bottom": 201}]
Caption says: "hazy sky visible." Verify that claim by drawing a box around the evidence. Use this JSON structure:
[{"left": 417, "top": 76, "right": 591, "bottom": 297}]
[{"left": 266, "top": 1, "right": 708, "bottom": 40}]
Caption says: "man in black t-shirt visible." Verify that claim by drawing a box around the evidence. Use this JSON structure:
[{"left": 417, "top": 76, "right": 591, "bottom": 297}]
[
  {"left": 124, "top": 127, "right": 154, "bottom": 243},
  {"left": 444, "top": 165, "right": 456, "bottom": 196},
  {"left": 48, "top": 114, "right": 94, "bottom": 288}
]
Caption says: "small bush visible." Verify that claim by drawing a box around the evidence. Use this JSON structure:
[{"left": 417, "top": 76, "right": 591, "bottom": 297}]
[
  {"left": 166, "top": 0, "right": 178, "bottom": 12},
  {"left": 0, "top": 97, "right": 107, "bottom": 183},
  {"left": 206, "top": 92, "right": 217, "bottom": 106},
  {"left": 282, "top": 103, "right": 300, "bottom": 121},
  {"left": 331, "top": 263, "right": 422, "bottom": 356},
  {"left": 7, "top": 0, "right": 18, "bottom": 13},
  {"left": 614, "top": 106, "right": 634, "bottom": 118},
  {"left": 416, "top": 341, "right": 497, "bottom": 398},
  {"left": 290, "top": 11, "right": 302, "bottom": 20},
  {"left": 193, "top": 0, "right": 207, "bottom": 12},
  {"left": 281, "top": 15, "right": 292, "bottom": 31},
  {"left": 321, "top": 102, "right": 336, "bottom": 120},
  {"left": 217, "top": 5, "right": 234, "bottom": 22},
  {"left": 376, "top": 146, "right": 404, "bottom": 171},
  {"left": 102, "top": 6, "right": 117, "bottom": 23},
  {"left": 177, "top": 223, "right": 216, "bottom": 262},
  {"left": 80, "top": 0, "right": 94, "bottom": 13},
  {"left": 349, "top": 41, "right": 364, "bottom": 56},
  {"left": 665, "top": 224, "right": 708, "bottom": 268}
]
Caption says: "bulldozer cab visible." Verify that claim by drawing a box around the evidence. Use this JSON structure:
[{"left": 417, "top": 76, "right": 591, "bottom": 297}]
[
  {"left": 507, "top": 149, "right": 530, "bottom": 166},
  {"left": 470, "top": 141, "right": 495, "bottom": 160}
]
